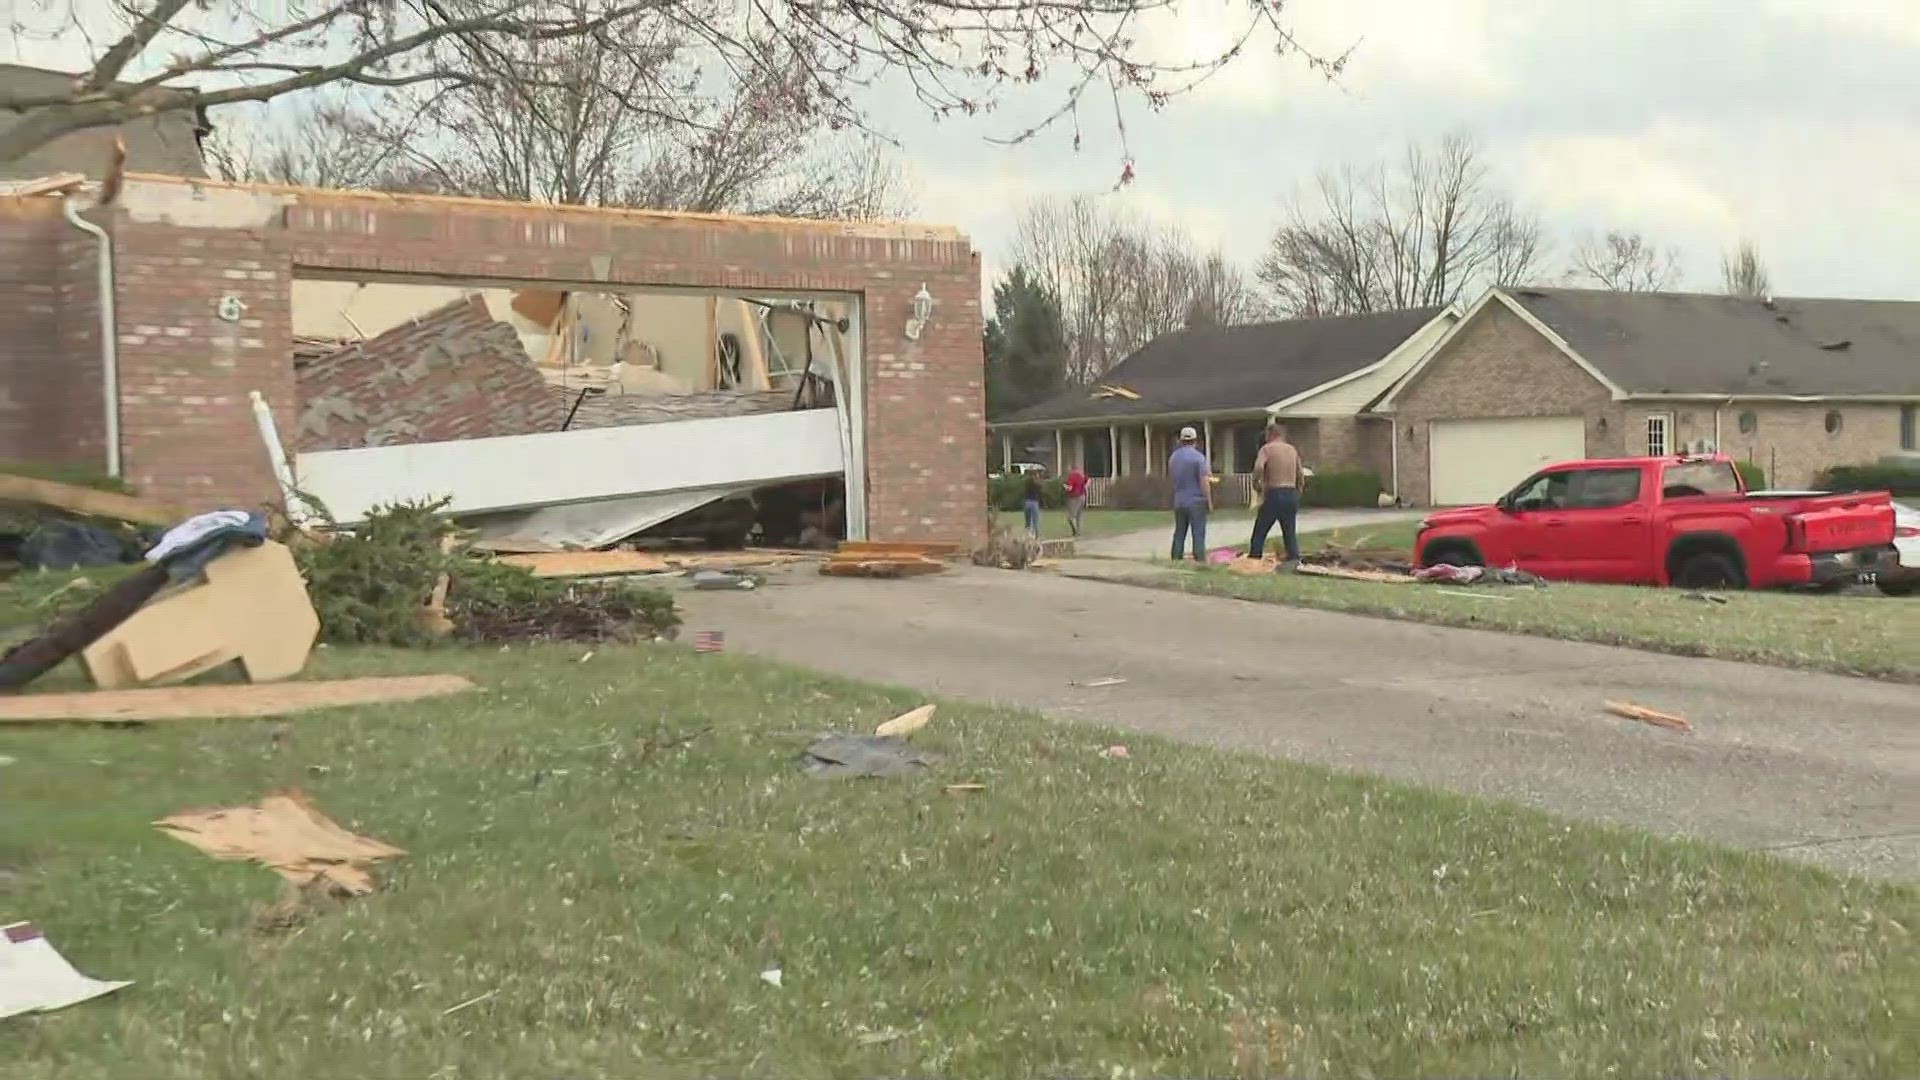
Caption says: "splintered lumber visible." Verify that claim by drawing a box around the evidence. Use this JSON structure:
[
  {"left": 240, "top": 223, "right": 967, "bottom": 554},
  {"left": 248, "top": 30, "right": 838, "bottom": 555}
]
[
  {"left": 1294, "top": 563, "right": 1415, "bottom": 584},
  {"left": 821, "top": 556, "right": 945, "bottom": 578},
  {"left": 0, "top": 472, "right": 180, "bottom": 527},
  {"left": 1603, "top": 700, "right": 1693, "bottom": 733},
  {"left": 156, "top": 790, "right": 404, "bottom": 896},
  {"left": 875, "top": 704, "right": 935, "bottom": 738}
]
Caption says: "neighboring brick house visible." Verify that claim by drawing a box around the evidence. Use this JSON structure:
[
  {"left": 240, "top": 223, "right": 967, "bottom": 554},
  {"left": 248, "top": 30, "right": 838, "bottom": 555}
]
[
  {"left": 1375, "top": 287, "right": 1920, "bottom": 504},
  {"left": 0, "top": 172, "right": 986, "bottom": 546},
  {"left": 989, "top": 307, "right": 1459, "bottom": 503}
]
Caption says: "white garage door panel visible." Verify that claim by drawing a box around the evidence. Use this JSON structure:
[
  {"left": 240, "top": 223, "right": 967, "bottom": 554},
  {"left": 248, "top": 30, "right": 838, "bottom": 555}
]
[{"left": 1429, "top": 417, "right": 1586, "bottom": 505}]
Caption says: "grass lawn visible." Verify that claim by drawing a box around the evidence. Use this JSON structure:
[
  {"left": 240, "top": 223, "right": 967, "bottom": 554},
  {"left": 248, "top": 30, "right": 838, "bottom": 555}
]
[
  {"left": 3, "top": 635, "right": 1915, "bottom": 1077},
  {"left": 997, "top": 507, "right": 1250, "bottom": 541},
  {"left": 1145, "top": 522, "right": 1919, "bottom": 681}
]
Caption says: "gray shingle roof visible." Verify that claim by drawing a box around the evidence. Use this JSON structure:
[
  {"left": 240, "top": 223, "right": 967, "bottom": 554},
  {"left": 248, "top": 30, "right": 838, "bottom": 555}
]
[
  {"left": 0, "top": 64, "right": 208, "bottom": 180},
  {"left": 997, "top": 307, "right": 1446, "bottom": 426},
  {"left": 1509, "top": 287, "right": 1920, "bottom": 397}
]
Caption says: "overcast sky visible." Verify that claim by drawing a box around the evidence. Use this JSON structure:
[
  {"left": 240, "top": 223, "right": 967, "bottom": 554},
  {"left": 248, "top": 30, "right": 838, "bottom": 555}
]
[
  {"left": 872, "top": 0, "right": 1920, "bottom": 303},
  {"left": 13, "top": 1, "right": 1918, "bottom": 304}
]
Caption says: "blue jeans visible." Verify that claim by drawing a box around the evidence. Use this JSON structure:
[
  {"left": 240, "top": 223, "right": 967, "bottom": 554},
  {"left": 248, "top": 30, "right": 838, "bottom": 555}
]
[
  {"left": 1249, "top": 488, "right": 1300, "bottom": 560},
  {"left": 1171, "top": 504, "right": 1208, "bottom": 561},
  {"left": 1023, "top": 499, "right": 1041, "bottom": 535}
]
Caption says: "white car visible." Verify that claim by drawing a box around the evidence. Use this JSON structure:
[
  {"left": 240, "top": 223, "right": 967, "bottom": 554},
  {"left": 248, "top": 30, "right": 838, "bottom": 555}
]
[{"left": 1880, "top": 501, "right": 1918, "bottom": 596}]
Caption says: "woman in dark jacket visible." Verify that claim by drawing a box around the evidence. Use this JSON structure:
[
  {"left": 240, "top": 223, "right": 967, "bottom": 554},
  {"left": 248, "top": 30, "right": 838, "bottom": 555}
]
[{"left": 1022, "top": 471, "right": 1045, "bottom": 537}]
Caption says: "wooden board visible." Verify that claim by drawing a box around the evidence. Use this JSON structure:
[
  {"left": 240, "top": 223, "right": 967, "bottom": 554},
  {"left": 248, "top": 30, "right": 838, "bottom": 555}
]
[
  {"left": 0, "top": 473, "right": 180, "bottom": 528},
  {"left": 821, "top": 557, "right": 946, "bottom": 578},
  {"left": 82, "top": 541, "right": 320, "bottom": 689},
  {"left": 500, "top": 550, "right": 674, "bottom": 577},
  {"left": 837, "top": 541, "right": 964, "bottom": 559},
  {"left": 0, "top": 675, "right": 475, "bottom": 723},
  {"left": 1603, "top": 700, "right": 1693, "bottom": 733},
  {"left": 510, "top": 288, "right": 567, "bottom": 327},
  {"left": 1295, "top": 563, "right": 1415, "bottom": 584}
]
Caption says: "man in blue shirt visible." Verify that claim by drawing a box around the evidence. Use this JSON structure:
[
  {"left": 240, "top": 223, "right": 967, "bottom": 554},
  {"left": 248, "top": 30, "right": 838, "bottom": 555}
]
[{"left": 1167, "top": 425, "right": 1212, "bottom": 561}]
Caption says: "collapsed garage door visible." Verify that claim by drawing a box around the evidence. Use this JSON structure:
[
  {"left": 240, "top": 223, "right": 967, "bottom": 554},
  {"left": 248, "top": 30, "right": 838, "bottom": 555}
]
[{"left": 1428, "top": 417, "right": 1586, "bottom": 505}]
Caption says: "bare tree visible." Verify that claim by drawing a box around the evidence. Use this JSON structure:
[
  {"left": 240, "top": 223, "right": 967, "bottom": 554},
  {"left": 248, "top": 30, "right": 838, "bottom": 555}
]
[
  {"left": 1010, "top": 195, "right": 1263, "bottom": 383},
  {"left": 1720, "top": 240, "right": 1772, "bottom": 299},
  {"left": 1, "top": 0, "right": 1344, "bottom": 175},
  {"left": 1568, "top": 230, "right": 1682, "bottom": 292},
  {"left": 1256, "top": 133, "right": 1548, "bottom": 318}
]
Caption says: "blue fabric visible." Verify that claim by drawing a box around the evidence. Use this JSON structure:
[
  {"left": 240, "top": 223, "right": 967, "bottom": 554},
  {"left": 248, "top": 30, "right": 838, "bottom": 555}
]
[
  {"left": 1171, "top": 505, "right": 1208, "bottom": 561},
  {"left": 1022, "top": 499, "right": 1041, "bottom": 536},
  {"left": 1248, "top": 488, "right": 1301, "bottom": 560},
  {"left": 1169, "top": 444, "right": 1210, "bottom": 508},
  {"left": 154, "top": 511, "right": 269, "bottom": 582}
]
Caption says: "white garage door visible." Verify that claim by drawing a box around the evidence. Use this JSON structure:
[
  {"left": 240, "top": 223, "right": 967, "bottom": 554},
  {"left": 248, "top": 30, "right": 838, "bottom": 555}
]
[{"left": 1429, "top": 417, "right": 1587, "bottom": 505}]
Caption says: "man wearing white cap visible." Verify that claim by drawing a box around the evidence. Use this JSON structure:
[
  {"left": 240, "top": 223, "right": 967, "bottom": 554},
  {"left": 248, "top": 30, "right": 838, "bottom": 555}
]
[{"left": 1167, "top": 425, "right": 1212, "bottom": 561}]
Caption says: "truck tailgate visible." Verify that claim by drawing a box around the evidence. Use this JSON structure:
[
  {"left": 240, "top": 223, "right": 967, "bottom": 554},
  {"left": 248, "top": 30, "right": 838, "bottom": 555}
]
[{"left": 1788, "top": 495, "right": 1895, "bottom": 553}]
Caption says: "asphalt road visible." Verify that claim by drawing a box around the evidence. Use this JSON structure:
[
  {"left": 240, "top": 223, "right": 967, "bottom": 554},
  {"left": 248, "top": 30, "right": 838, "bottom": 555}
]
[{"left": 681, "top": 564, "right": 1920, "bottom": 880}]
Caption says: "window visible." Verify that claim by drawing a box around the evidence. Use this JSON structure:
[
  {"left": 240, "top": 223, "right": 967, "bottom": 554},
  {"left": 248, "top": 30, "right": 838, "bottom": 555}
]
[
  {"left": 1662, "top": 460, "right": 1741, "bottom": 499},
  {"left": 1738, "top": 411, "right": 1758, "bottom": 435},
  {"left": 1645, "top": 413, "right": 1672, "bottom": 457},
  {"left": 1825, "top": 409, "right": 1844, "bottom": 435},
  {"left": 1564, "top": 468, "right": 1643, "bottom": 509},
  {"left": 1902, "top": 405, "right": 1916, "bottom": 451},
  {"left": 1509, "top": 472, "right": 1568, "bottom": 511}
]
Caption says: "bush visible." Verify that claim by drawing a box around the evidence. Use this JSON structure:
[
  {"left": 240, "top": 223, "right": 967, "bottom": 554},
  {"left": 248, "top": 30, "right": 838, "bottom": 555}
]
[
  {"left": 292, "top": 496, "right": 679, "bottom": 646},
  {"left": 988, "top": 474, "right": 1066, "bottom": 511},
  {"left": 1733, "top": 460, "right": 1767, "bottom": 490},
  {"left": 1819, "top": 462, "right": 1920, "bottom": 497},
  {"left": 1301, "top": 470, "right": 1384, "bottom": 509}
]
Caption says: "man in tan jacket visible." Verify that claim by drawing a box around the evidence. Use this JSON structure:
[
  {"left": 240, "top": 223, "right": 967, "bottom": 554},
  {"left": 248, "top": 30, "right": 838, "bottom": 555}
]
[{"left": 1247, "top": 424, "right": 1306, "bottom": 564}]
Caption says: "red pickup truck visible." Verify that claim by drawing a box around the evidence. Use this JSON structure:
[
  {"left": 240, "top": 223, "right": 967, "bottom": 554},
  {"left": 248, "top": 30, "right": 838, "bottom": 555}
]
[{"left": 1414, "top": 455, "right": 1898, "bottom": 590}]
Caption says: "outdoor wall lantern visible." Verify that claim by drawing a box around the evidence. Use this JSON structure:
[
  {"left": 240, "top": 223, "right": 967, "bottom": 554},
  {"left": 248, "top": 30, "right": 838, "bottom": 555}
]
[{"left": 904, "top": 284, "right": 935, "bottom": 341}]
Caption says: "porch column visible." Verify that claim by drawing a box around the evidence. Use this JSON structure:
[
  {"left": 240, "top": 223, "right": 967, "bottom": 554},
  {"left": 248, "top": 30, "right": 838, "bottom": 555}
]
[
  {"left": 1054, "top": 428, "right": 1065, "bottom": 473},
  {"left": 1204, "top": 419, "right": 1215, "bottom": 470},
  {"left": 1144, "top": 425, "right": 1154, "bottom": 475},
  {"left": 1001, "top": 435, "right": 1012, "bottom": 471},
  {"left": 1110, "top": 424, "right": 1121, "bottom": 477}
]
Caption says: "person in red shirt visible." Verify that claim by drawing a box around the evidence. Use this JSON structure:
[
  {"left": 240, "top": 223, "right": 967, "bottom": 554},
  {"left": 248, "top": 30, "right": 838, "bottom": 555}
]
[{"left": 1062, "top": 465, "right": 1090, "bottom": 537}]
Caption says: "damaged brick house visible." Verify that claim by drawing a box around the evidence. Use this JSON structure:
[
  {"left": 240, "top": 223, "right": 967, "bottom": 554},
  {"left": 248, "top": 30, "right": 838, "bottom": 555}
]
[{"left": 0, "top": 171, "right": 987, "bottom": 547}]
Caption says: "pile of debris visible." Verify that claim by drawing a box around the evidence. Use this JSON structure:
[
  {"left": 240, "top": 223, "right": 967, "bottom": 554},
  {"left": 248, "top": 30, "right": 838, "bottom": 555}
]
[
  {"left": 0, "top": 476, "right": 682, "bottom": 717},
  {"left": 822, "top": 541, "right": 959, "bottom": 578}
]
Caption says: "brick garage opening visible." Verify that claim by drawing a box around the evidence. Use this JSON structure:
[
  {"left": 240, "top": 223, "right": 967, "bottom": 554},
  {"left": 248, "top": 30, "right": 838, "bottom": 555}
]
[{"left": 4, "top": 174, "right": 986, "bottom": 547}]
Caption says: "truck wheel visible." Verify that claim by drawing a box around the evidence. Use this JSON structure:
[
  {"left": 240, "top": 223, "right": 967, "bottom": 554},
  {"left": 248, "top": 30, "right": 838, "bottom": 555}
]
[
  {"left": 1673, "top": 551, "right": 1746, "bottom": 590},
  {"left": 1878, "top": 579, "right": 1915, "bottom": 597},
  {"left": 1420, "top": 540, "right": 1482, "bottom": 569}
]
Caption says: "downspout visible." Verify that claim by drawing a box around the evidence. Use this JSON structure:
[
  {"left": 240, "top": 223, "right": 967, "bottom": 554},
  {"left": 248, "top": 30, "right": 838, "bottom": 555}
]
[
  {"left": 1389, "top": 418, "right": 1400, "bottom": 505},
  {"left": 63, "top": 196, "right": 120, "bottom": 478}
]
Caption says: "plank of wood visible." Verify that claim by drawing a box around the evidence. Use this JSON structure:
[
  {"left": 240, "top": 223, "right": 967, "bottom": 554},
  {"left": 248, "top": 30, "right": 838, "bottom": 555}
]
[
  {"left": 820, "top": 557, "right": 946, "bottom": 578},
  {"left": 837, "top": 541, "right": 964, "bottom": 559},
  {"left": 510, "top": 288, "right": 567, "bottom": 327},
  {"left": 705, "top": 295, "right": 720, "bottom": 389},
  {"left": 0, "top": 473, "right": 180, "bottom": 527},
  {"left": 0, "top": 675, "right": 475, "bottom": 724},
  {"left": 665, "top": 550, "right": 817, "bottom": 571},
  {"left": 499, "top": 551, "right": 673, "bottom": 577},
  {"left": 1295, "top": 563, "right": 1414, "bottom": 585},
  {"left": 6, "top": 172, "right": 86, "bottom": 197},
  {"left": 875, "top": 704, "right": 935, "bottom": 738},
  {"left": 1603, "top": 700, "right": 1694, "bottom": 733}
]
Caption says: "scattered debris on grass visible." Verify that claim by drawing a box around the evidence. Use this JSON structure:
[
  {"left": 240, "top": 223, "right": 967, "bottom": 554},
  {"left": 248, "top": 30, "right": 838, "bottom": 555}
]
[
  {"left": 1100, "top": 744, "right": 1131, "bottom": 760},
  {"left": 875, "top": 704, "right": 935, "bottom": 738},
  {"left": 944, "top": 783, "right": 986, "bottom": 794},
  {"left": 1604, "top": 700, "right": 1693, "bottom": 733},
  {"left": 1296, "top": 563, "right": 1415, "bottom": 585},
  {"left": 0, "top": 922, "right": 132, "bottom": 1020},
  {"left": 1437, "top": 589, "right": 1513, "bottom": 602},
  {"left": 1683, "top": 591, "right": 1730, "bottom": 605},
  {"left": 0, "top": 675, "right": 474, "bottom": 724},
  {"left": 801, "top": 734, "right": 938, "bottom": 778},
  {"left": 441, "top": 989, "right": 499, "bottom": 1016},
  {"left": 693, "top": 630, "right": 725, "bottom": 653},
  {"left": 972, "top": 513, "right": 1040, "bottom": 570},
  {"left": 1071, "top": 677, "right": 1126, "bottom": 688},
  {"left": 156, "top": 789, "right": 405, "bottom": 896},
  {"left": 759, "top": 968, "right": 783, "bottom": 988},
  {"left": 1413, "top": 564, "right": 1547, "bottom": 587}
]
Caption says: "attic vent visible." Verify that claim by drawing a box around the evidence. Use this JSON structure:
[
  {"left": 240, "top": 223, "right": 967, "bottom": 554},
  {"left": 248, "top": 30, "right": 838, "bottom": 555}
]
[
  {"left": 1818, "top": 339, "right": 1852, "bottom": 351},
  {"left": 1514, "top": 288, "right": 1549, "bottom": 298}
]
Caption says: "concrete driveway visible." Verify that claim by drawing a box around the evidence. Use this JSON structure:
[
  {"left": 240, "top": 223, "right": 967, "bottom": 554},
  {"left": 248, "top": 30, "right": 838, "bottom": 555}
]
[
  {"left": 682, "top": 564, "right": 1920, "bottom": 880},
  {"left": 1074, "top": 508, "right": 1424, "bottom": 559}
]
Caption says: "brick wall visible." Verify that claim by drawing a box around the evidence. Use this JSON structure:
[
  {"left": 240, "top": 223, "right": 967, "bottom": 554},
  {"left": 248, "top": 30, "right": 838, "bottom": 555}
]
[
  {"left": 296, "top": 295, "right": 564, "bottom": 451},
  {"left": 1389, "top": 303, "right": 1622, "bottom": 505},
  {"left": 0, "top": 203, "right": 65, "bottom": 463},
  {"left": 1676, "top": 401, "right": 1904, "bottom": 489},
  {"left": 4, "top": 182, "right": 985, "bottom": 544}
]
